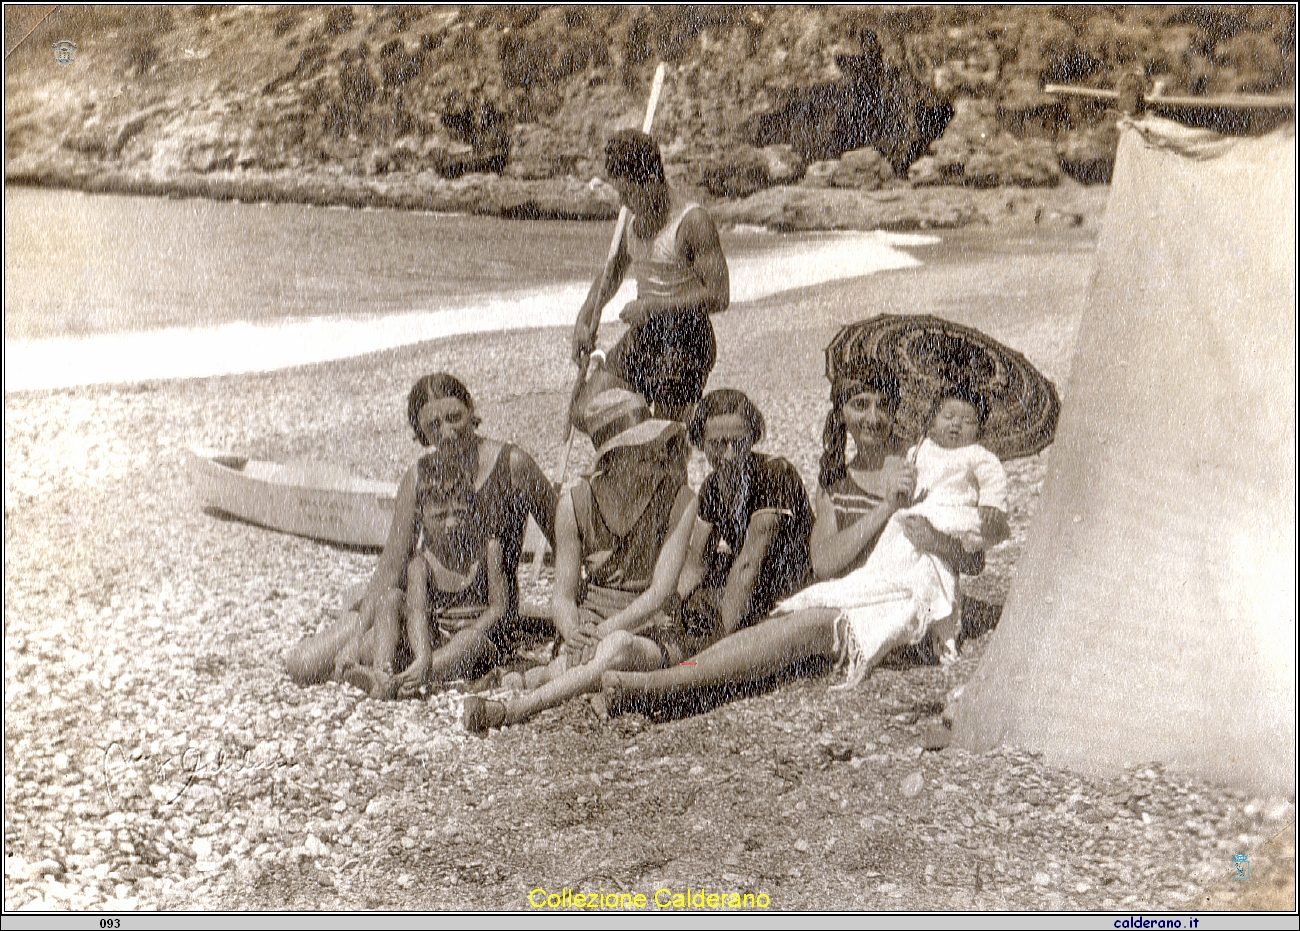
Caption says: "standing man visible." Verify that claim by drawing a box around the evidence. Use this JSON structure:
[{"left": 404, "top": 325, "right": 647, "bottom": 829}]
[{"left": 572, "top": 130, "right": 730, "bottom": 423}]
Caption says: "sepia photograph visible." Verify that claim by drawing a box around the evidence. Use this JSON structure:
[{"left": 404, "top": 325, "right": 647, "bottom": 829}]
[{"left": 4, "top": 4, "right": 1296, "bottom": 918}]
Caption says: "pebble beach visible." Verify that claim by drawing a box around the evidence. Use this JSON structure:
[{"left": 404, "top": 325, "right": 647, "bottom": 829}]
[{"left": 4, "top": 222, "right": 1294, "bottom": 912}]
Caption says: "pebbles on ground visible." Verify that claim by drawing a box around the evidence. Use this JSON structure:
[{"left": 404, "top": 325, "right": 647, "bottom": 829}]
[{"left": 5, "top": 235, "right": 1291, "bottom": 911}]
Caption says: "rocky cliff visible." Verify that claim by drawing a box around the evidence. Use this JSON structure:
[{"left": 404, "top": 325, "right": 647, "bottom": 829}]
[{"left": 5, "top": 6, "right": 1294, "bottom": 214}]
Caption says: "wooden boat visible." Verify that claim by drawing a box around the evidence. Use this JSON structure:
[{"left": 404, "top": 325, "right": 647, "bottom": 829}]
[{"left": 186, "top": 448, "right": 397, "bottom": 549}]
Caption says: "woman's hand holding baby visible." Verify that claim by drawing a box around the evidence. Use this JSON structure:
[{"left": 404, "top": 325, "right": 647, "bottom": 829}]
[{"left": 880, "top": 456, "right": 917, "bottom": 509}]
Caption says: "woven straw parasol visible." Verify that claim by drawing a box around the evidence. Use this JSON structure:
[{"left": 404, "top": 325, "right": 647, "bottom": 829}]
[{"left": 825, "top": 314, "right": 1061, "bottom": 460}]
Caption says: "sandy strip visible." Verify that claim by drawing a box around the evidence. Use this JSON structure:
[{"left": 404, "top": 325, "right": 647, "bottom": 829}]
[{"left": 5, "top": 231, "right": 937, "bottom": 392}]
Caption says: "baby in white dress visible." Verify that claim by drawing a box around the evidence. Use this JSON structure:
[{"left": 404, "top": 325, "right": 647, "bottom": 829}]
[
  {"left": 902, "top": 394, "right": 1007, "bottom": 661},
  {"left": 778, "top": 390, "right": 1007, "bottom": 685}
]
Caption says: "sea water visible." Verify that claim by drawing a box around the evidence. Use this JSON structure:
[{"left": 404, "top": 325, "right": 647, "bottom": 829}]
[{"left": 4, "top": 188, "right": 935, "bottom": 391}]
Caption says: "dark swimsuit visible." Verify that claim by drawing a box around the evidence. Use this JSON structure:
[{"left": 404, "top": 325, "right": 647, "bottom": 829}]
[
  {"left": 415, "top": 441, "right": 546, "bottom": 620},
  {"left": 569, "top": 472, "right": 695, "bottom": 666},
  {"left": 604, "top": 203, "right": 718, "bottom": 408}
]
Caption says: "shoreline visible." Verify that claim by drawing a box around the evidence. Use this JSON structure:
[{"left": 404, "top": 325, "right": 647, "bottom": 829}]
[
  {"left": 3, "top": 164, "right": 1109, "bottom": 232},
  {"left": 4, "top": 223, "right": 942, "bottom": 392}
]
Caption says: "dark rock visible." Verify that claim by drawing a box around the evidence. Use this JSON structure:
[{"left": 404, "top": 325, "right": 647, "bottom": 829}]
[
  {"left": 1058, "top": 123, "right": 1122, "bottom": 184},
  {"left": 823, "top": 742, "right": 855, "bottom": 763},
  {"left": 701, "top": 145, "right": 772, "bottom": 199},
  {"left": 6, "top": 6, "right": 1295, "bottom": 211}
]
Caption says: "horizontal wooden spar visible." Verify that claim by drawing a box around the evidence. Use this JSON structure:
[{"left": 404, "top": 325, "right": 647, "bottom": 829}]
[{"left": 1043, "top": 83, "right": 1295, "bottom": 110}]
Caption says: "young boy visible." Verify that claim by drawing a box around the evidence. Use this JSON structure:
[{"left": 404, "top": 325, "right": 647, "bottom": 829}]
[
  {"left": 674, "top": 389, "right": 813, "bottom": 654},
  {"left": 337, "top": 457, "right": 509, "bottom": 699},
  {"left": 571, "top": 130, "right": 730, "bottom": 423}
]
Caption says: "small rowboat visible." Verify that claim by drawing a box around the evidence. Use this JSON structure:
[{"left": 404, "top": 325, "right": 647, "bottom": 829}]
[{"left": 186, "top": 448, "right": 397, "bottom": 549}]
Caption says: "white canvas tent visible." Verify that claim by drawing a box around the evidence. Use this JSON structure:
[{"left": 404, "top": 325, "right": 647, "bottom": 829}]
[{"left": 952, "top": 116, "right": 1296, "bottom": 794}]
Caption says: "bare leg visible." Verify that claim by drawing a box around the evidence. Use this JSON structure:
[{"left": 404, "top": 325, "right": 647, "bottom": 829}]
[
  {"left": 394, "top": 555, "right": 434, "bottom": 691},
  {"left": 369, "top": 563, "right": 415, "bottom": 674},
  {"left": 521, "top": 654, "right": 566, "bottom": 690},
  {"left": 339, "top": 587, "right": 406, "bottom": 698},
  {"left": 601, "top": 608, "right": 840, "bottom": 704},
  {"left": 283, "top": 586, "right": 403, "bottom": 685},
  {"left": 468, "top": 631, "right": 662, "bottom": 731},
  {"left": 332, "top": 626, "right": 366, "bottom": 671},
  {"left": 284, "top": 614, "right": 365, "bottom": 685},
  {"left": 424, "top": 628, "right": 500, "bottom": 682},
  {"left": 929, "top": 611, "right": 961, "bottom": 665}
]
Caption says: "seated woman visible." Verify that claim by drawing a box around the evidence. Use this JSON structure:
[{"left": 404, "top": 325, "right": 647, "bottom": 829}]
[
  {"left": 673, "top": 388, "right": 813, "bottom": 655},
  {"left": 283, "top": 373, "right": 557, "bottom": 697},
  {"left": 599, "top": 361, "right": 991, "bottom": 714},
  {"left": 463, "top": 388, "right": 697, "bottom": 733}
]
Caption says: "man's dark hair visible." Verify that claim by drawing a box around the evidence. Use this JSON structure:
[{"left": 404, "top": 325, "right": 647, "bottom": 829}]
[
  {"left": 605, "top": 129, "right": 665, "bottom": 185},
  {"left": 689, "top": 388, "right": 766, "bottom": 448},
  {"left": 407, "top": 372, "right": 479, "bottom": 446}
]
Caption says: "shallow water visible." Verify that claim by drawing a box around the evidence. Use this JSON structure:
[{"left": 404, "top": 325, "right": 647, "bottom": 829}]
[{"left": 4, "top": 188, "right": 935, "bottom": 390}]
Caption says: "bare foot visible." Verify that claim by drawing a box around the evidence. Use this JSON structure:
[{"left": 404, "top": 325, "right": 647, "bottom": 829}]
[
  {"left": 597, "top": 671, "right": 628, "bottom": 720},
  {"left": 339, "top": 663, "right": 396, "bottom": 700},
  {"left": 500, "top": 671, "right": 525, "bottom": 691},
  {"left": 463, "top": 696, "right": 507, "bottom": 735}
]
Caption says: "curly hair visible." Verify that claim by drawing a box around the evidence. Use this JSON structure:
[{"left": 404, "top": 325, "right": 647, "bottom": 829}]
[
  {"left": 818, "top": 361, "right": 900, "bottom": 490},
  {"left": 605, "top": 129, "right": 666, "bottom": 186},
  {"left": 407, "top": 373, "right": 479, "bottom": 446},
  {"left": 688, "top": 388, "right": 766, "bottom": 449}
]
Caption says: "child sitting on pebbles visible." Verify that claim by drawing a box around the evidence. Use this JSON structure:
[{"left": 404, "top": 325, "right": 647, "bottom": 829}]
[
  {"left": 777, "top": 383, "right": 1009, "bottom": 681},
  {"left": 283, "top": 372, "right": 556, "bottom": 698},
  {"left": 337, "top": 456, "right": 509, "bottom": 699}
]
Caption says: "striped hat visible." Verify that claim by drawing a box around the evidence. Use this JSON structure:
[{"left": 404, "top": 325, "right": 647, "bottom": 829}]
[{"left": 579, "top": 388, "right": 684, "bottom": 457}]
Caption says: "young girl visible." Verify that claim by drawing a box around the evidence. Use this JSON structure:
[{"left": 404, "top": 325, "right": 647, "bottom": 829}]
[
  {"left": 674, "top": 388, "right": 812, "bottom": 652},
  {"left": 779, "top": 383, "right": 1009, "bottom": 678}
]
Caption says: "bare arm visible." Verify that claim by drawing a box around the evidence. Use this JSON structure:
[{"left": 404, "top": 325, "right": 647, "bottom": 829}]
[
  {"left": 596, "top": 493, "right": 699, "bottom": 637},
  {"left": 675, "top": 517, "right": 714, "bottom": 600},
  {"left": 550, "top": 493, "right": 591, "bottom": 652},
  {"left": 468, "top": 538, "right": 509, "bottom": 631},
  {"left": 619, "top": 208, "right": 730, "bottom": 326},
  {"left": 716, "top": 510, "right": 780, "bottom": 636},
  {"left": 572, "top": 237, "right": 631, "bottom": 362},
  {"left": 979, "top": 506, "right": 1011, "bottom": 548},
  {"left": 896, "top": 507, "right": 1008, "bottom": 574},
  {"left": 359, "top": 466, "right": 419, "bottom": 625},
  {"left": 509, "top": 447, "right": 559, "bottom": 548}
]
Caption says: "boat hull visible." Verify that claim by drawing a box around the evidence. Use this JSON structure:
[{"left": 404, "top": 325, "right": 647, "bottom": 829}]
[{"left": 187, "top": 449, "right": 397, "bottom": 549}]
